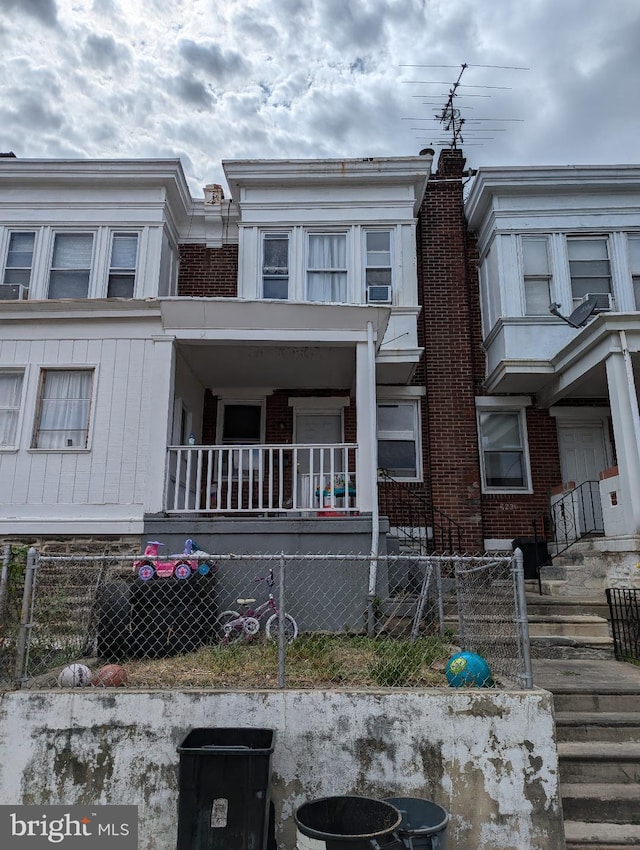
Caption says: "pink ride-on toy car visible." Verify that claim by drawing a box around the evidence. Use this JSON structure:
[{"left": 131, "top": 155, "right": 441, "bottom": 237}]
[{"left": 133, "top": 538, "right": 213, "bottom": 581}]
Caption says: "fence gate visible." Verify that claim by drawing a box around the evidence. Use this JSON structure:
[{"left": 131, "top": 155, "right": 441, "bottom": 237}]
[{"left": 606, "top": 587, "right": 640, "bottom": 661}]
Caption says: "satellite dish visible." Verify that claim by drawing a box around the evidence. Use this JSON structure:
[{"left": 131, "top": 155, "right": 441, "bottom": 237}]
[{"left": 549, "top": 297, "right": 597, "bottom": 329}]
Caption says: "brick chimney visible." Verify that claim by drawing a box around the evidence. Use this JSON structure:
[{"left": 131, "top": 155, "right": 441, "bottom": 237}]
[{"left": 435, "top": 147, "right": 466, "bottom": 177}]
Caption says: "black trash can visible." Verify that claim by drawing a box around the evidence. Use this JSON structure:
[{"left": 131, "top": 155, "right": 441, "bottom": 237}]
[
  {"left": 383, "top": 798, "right": 449, "bottom": 850},
  {"left": 512, "top": 538, "right": 551, "bottom": 581},
  {"left": 295, "top": 796, "right": 402, "bottom": 850},
  {"left": 176, "top": 727, "right": 275, "bottom": 850}
]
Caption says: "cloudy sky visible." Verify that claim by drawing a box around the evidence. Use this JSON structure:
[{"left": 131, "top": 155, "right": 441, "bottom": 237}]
[{"left": 2, "top": 0, "right": 639, "bottom": 196}]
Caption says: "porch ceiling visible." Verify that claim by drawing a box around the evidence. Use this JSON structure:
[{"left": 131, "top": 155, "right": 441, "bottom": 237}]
[{"left": 179, "top": 340, "right": 357, "bottom": 390}]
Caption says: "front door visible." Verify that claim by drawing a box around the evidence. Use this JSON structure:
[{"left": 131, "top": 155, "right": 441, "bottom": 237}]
[
  {"left": 294, "top": 411, "right": 343, "bottom": 507},
  {"left": 556, "top": 422, "right": 608, "bottom": 534}
]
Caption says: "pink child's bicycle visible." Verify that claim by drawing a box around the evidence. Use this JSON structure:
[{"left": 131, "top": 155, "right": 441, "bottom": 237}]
[{"left": 216, "top": 568, "right": 298, "bottom": 644}]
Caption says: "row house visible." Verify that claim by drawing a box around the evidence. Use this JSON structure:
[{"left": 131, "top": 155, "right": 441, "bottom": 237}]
[{"left": 2, "top": 150, "right": 639, "bottom": 589}]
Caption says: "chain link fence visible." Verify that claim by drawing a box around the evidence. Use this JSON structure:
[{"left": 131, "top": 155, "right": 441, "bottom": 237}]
[
  {"left": 5, "top": 544, "right": 532, "bottom": 690},
  {"left": 0, "top": 544, "right": 28, "bottom": 687}
]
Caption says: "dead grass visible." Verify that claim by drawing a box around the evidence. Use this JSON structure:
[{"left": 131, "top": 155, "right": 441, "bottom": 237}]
[{"left": 118, "top": 634, "right": 452, "bottom": 689}]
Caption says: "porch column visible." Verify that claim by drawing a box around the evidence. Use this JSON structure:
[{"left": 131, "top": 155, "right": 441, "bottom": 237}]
[
  {"left": 355, "top": 336, "right": 376, "bottom": 513},
  {"left": 605, "top": 345, "right": 640, "bottom": 533},
  {"left": 144, "top": 335, "right": 176, "bottom": 514}
]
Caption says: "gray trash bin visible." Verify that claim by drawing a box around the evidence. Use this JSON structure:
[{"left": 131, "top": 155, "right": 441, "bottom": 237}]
[
  {"left": 383, "top": 798, "right": 448, "bottom": 850},
  {"left": 295, "top": 796, "right": 402, "bottom": 850}
]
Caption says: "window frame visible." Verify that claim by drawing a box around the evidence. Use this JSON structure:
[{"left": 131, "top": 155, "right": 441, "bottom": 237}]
[
  {"left": 364, "top": 229, "right": 393, "bottom": 303},
  {"left": 2, "top": 231, "right": 36, "bottom": 298},
  {"left": 627, "top": 234, "right": 640, "bottom": 311},
  {"left": 305, "top": 230, "right": 349, "bottom": 303},
  {"left": 107, "top": 231, "right": 139, "bottom": 299},
  {"left": 31, "top": 367, "right": 95, "bottom": 451},
  {"left": 476, "top": 403, "right": 532, "bottom": 494},
  {"left": 0, "top": 369, "right": 26, "bottom": 450},
  {"left": 376, "top": 398, "right": 422, "bottom": 482},
  {"left": 47, "top": 231, "right": 96, "bottom": 300},
  {"left": 261, "top": 231, "right": 290, "bottom": 300},
  {"left": 520, "top": 235, "right": 552, "bottom": 316},
  {"left": 566, "top": 235, "right": 613, "bottom": 310}
]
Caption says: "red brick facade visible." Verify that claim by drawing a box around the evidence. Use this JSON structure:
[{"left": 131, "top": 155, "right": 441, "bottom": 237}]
[{"left": 178, "top": 244, "right": 238, "bottom": 297}]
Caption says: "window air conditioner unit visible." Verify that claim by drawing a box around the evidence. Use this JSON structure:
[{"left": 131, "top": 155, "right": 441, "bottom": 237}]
[
  {"left": 582, "top": 292, "right": 613, "bottom": 312},
  {"left": 367, "top": 284, "right": 392, "bottom": 304},
  {"left": 0, "top": 283, "right": 26, "bottom": 300}
]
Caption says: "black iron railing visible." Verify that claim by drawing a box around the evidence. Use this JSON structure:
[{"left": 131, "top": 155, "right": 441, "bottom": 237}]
[
  {"left": 606, "top": 587, "right": 640, "bottom": 661},
  {"left": 378, "top": 470, "right": 463, "bottom": 553},
  {"left": 549, "top": 480, "right": 604, "bottom": 555}
]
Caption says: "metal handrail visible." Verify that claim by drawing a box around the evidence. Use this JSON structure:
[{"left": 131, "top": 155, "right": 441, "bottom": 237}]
[{"left": 378, "top": 469, "right": 463, "bottom": 553}]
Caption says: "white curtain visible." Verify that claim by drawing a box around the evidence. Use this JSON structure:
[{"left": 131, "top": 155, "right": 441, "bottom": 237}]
[
  {"left": 0, "top": 373, "right": 23, "bottom": 446},
  {"left": 36, "top": 370, "right": 92, "bottom": 449},
  {"left": 307, "top": 234, "right": 347, "bottom": 302}
]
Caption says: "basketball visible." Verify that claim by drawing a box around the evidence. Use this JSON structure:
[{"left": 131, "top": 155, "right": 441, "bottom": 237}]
[
  {"left": 57, "top": 663, "right": 92, "bottom": 688},
  {"left": 92, "top": 664, "right": 129, "bottom": 688},
  {"left": 445, "top": 652, "right": 493, "bottom": 687}
]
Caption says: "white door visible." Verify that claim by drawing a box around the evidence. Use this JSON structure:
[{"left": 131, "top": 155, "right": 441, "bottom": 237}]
[
  {"left": 294, "top": 411, "right": 343, "bottom": 506},
  {"left": 558, "top": 424, "right": 608, "bottom": 484},
  {"left": 557, "top": 423, "right": 608, "bottom": 534}
]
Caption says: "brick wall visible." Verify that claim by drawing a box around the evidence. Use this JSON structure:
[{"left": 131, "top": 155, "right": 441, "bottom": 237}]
[
  {"left": 417, "top": 149, "right": 484, "bottom": 550},
  {"left": 178, "top": 244, "right": 238, "bottom": 297},
  {"left": 415, "top": 148, "right": 570, "bottom": 549}
]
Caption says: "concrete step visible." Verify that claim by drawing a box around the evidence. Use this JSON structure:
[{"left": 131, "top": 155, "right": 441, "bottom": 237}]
[
  {"left": 564, "top": 820, "right": 640, "bottom": 848},
  {"left": 528, "top": 614, "right": 611, "bottom": 639},
  {"left": 531, "top": 634, "right": 614, "bottom": 660},
  {"left": 558, "top": 742, "right": 640, "bottom": 784},
  {"left": 526, "top": 593, "right": 610, "bottom": 619},
  {"left": 561, "top": 783, "right": 640, "bottom": 824},
  {"left": 552, "top": 692, "right": 640, "bottom": 714},
  {"left": 555, "top": 712, "right": 640, "bottom": 743}
]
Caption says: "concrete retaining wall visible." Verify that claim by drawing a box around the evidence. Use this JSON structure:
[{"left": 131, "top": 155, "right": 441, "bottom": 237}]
[{"left": 0, "top": 689, "right": 565, "bottom": 850}]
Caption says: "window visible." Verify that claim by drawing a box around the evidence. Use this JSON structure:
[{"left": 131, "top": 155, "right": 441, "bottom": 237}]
[
  {"left": 567, "top": 237, "right": 612, "bottom": 310},
  {"left": 262, "top": 233, "right": 289, "bottom": 299},
  {"left": 221, "top": 403, "right": 262, "bottom": 444},
  {"left": 377, "top": 401, "right": 419, "bottom": 479},
  {"left": 629, "top": 236, "right": 640, "bottom": 310},
  {"left": 307, "top": 233, "right": 347, "bottom": 302},
  {"left": 522, "top": 237, "right": 551, "bottom": 315},
  {"left": 107, "top": 233, "right": 138, "bottom": 298},
  {"left": 48, "top": 234, "right": 93, "bottom": 299},
  {"left": 478, "top": 410, "right": 530, "bottom": 491},
  {"left": 33, "top": 370, "right": 93, "bottom": 449},
  {"left": 3, "top": 232, "right": 35, "bottom": 297},
  {"left": 365, "top": 230, "right": 392, "bottom": 302},
  {"left": 0, "top": 372, "right": 23, "bottom": 447}
]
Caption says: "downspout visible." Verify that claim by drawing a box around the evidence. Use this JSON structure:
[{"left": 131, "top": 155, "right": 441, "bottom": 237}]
[{"left": 367, "top": 319, "right": 379, "bottom": 635}]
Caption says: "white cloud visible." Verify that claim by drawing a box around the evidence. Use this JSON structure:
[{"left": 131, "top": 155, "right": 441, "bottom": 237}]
[{"left": 0, "top": 0, "right": 639, "bottom": 195}]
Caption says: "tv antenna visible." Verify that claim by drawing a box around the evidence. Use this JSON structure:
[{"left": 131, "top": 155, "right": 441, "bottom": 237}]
[{"left": 401, "top": 62, "right": 528, "bottom": 150}]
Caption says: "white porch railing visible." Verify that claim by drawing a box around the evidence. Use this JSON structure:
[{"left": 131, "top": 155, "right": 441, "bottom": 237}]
[{"left": 166, "top": 443, "right": 358, "bottom": 514}]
